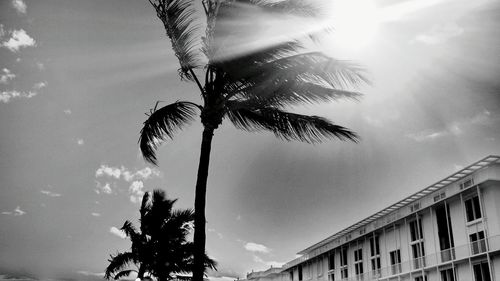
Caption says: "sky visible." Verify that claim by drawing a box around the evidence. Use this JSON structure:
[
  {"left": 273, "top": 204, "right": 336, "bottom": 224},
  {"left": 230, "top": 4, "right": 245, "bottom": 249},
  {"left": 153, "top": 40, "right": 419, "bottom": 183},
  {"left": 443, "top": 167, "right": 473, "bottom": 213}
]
[{"left": 1, "top": 0, "right": 499, "bottom": 280}]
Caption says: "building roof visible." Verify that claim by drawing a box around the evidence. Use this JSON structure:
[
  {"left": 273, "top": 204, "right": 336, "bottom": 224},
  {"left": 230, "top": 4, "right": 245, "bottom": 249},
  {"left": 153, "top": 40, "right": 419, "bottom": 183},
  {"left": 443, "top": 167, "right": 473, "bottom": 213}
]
[{"left": 286, "top": 155, "right": 500, "bottom": 267}]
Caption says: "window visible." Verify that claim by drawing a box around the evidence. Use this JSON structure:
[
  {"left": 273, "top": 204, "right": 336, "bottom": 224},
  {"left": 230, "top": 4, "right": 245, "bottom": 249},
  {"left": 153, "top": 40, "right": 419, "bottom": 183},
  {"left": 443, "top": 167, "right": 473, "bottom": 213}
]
[
  {"left": 369, "top": 236, "right": 380, "bottom": 256},
  {"left": 298, "top": 265, "right": 303, "bottom": 281},
  {"left": 369, "top": 236, "right": 381, "bottom": 275},
  {"left": 473, "top": 261, "right": 491, "bottom": 281},
  {"left": 317, "top": 257, "right": 323, "bottom": 277},
  {"left": 409, "top": 219, "right": 424, "bottom": 242},
  {"left": 354, "top": 248, "right": 363, "bottom": 276},
  {"left": 465, "top": 195, "right": 482, "bottom": 222},
  {"left": 410, "top": 218, "right": 425, "bottom": 269},
  {"left": 441, "top": 268, "right": 456, "bottom": 281},
  {"left": 460, "top": 178, "right": 474, "bottom": 190},
  {"left": 328, "top": 252, "right": 335, "bottom": 281},
  {"left": 411, "top": 242, "right": 426, "bottom": 269},
  {"left": 340, "top": 248, "right": 348, "bottom": 279},
  {"left": 389, "top": 250, "right": 401, "bottom": 275},
  {"left": 415, "top": 276, "right": 428, "bottom": 281},
  {"left": 371, "top": 258, "right": 381, "bottom": 274},
  {"left": 470, "top": 231, "right": 487, "bottom": 254},
  {"left": 290, "top": 271, "right": 294, "bottom": 281}
]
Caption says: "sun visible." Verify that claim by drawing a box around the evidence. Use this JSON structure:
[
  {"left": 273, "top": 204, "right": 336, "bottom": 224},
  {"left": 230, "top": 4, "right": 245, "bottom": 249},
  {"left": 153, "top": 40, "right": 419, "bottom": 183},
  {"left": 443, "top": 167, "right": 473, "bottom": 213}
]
[{"left": 323, "top": 0, "right": 380, "bottom": 55}]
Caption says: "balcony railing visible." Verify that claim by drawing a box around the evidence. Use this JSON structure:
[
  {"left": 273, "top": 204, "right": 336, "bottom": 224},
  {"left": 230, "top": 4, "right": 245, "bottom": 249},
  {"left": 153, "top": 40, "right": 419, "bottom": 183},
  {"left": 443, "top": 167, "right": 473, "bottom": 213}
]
[
  {"left": 326, "top": 235, "right": 500, "bottom": 281},
  {"left": 440, "top": 248, "right": 455, "bottom": 262},
  {"left": 470, "top": 238, "right": 487, "bottom": 255}
]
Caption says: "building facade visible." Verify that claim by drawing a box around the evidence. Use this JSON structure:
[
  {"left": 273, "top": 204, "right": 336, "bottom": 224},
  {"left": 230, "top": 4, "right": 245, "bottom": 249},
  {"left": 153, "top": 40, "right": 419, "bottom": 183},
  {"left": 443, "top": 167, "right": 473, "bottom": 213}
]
[{"left": 275, "top": 155, "right": 500, "bottom": 281}]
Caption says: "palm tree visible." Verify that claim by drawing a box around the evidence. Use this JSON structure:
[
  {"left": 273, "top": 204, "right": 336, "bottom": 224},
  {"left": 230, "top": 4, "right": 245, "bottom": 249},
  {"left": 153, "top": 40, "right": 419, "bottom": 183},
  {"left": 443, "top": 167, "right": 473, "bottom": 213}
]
[
  {"left": 140, "top": 1, "right": 368, "bottom": 280},
  {"left": 105, "top": 190, "right": 216, "bottom": 281}
]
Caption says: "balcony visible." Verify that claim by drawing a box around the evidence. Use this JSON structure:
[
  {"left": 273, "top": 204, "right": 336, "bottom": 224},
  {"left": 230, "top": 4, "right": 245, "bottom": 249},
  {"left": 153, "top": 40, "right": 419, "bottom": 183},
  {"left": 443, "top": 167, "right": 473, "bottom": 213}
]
[
  {"left": 470, "top": 239, "right": 487, "bottom": 255},
  {"left": 440, "top": 248, "right": 455, "bottom": 262},
  {"left": 330, "top": 235, "right": 500, "bottom": 281},
  {"left": 412, "top": 257, "right": 425, "bottom": 269}
]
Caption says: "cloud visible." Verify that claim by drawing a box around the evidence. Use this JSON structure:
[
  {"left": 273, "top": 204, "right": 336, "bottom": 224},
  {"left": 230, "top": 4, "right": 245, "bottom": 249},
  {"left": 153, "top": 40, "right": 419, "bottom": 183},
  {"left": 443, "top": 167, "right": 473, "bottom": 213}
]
[
  {"left": 63, "top": 109, "right": 72, "bottom": 115},
  {"left": 36, "top": 62, "right": 44, "bottom": 70},
  {"left": 0, "top": 90, "right": 37, "bottom": 103},
  {"left": 96, "top": 165, "right": 122, "bottom": 179},
  {"left": 77, "top": 138, "right": 84, "bottom": 146},
  {"left": 407, "top": 110, "right": 493, "bottom": 142},
  {"left": 11, "top": 0, "right": 27, "bottom": 14},
  {"left": 0, "top": 274, "right": 36, "bottom": 281},
  {"left": 244, "top": 242, "right": 270, "bottom": 253},
  {"left": 414, "top": 22, "right": 464, "bottom": 45},
  {"left": 208, "top": 228, "right": 224, "bottom": 239},
  {"left": 2, "top": 29, "right": 35, "bottom": 52},
  {"left": 40, "top": 190, "right": 61, "bottom": 197},
  {"left": 236, "top": 215, "right": 242, "bottom": 221},
  {"left": 2, "top": 206, "right": 26, "bottom": 216},
  {"left": 0, "top": 24, "right": 5, "bottom": 38},
  {"left": 76, "top": 271, "right": 105, "bottom": 277},
  {"left": 33, "top": 81, "right": 47, "bottom": 89},
  {"left": 96, "top": 165, "right": 161, "bottom": 182},
  {"left": 0, "top": 68, "right": 16, "bottom": 84},
  {"left": 95, "top": 181, "right": 113, "bottom": 194},
  {"left": 129, "top": 180, "right": 145, "bottom": 203},
  {"left": 109, "top": 226, "right": 126, "bottom": 239},
  {"left": 252, "top": 255, "right": 284, "bottom": 268},
  {"left": 91, "top": 212, "right": 101, "bottom": 217}
]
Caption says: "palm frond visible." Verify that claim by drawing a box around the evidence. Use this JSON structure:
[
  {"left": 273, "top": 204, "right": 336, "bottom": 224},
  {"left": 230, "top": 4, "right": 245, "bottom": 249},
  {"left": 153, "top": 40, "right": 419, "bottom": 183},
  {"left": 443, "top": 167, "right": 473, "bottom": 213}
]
[
  {"left": 149, "top": 0, "right": 203, "bottom": 80},
  {"left": 139, "top": 101, "right": 200, "bottom": 165},
  {"left": 105, "top": 252, "right": 136, "bottom": 280},
  {"left": 113, "top": 270, "right": 137, "bottom": 280},
  {"left": 227, "top": 106, "right": 359, "bottom": 143},
  {"left": 121, "top": 221, "right": 140, "bottom": 241},
  {"left": 237, "top": 81, "right": 361, "bottom": 107},
  {"left": 240, "top": 52, "right": 369, "bottom": 89}
]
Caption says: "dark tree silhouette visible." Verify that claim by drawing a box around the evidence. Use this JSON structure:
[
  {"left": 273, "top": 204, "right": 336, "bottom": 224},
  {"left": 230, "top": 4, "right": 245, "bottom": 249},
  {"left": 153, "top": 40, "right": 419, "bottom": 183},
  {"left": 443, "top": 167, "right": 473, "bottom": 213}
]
[
  {"left": 105, "top": 190, "right": 216, "bottom": 281},
  {"left": 141, "top": 1, "right": 368, "bottom": 281}
]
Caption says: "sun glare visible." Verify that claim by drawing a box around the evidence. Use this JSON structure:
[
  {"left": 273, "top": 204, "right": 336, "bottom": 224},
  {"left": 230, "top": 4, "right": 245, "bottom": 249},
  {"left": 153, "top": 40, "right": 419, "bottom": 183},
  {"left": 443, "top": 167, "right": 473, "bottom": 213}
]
[{"left": 325, "top": 0, "right": 379, "bottom": 54}]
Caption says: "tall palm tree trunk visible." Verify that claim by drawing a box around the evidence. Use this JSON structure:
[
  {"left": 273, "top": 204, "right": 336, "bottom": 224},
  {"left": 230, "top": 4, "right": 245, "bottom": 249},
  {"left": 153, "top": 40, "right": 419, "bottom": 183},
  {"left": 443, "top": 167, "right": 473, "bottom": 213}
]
[{"left": 193, "top": 127, "right": 215, "bottom": 281}]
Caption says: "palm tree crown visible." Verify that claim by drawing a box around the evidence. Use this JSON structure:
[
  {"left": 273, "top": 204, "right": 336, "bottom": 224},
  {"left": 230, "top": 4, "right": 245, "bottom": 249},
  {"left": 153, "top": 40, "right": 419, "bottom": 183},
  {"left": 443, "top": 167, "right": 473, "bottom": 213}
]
[
  {"left": 140, "top": 1, "right": 369, "bottom": 281},
  {"left": 105, "top": 190, "right": 216, "bottom": 281}
]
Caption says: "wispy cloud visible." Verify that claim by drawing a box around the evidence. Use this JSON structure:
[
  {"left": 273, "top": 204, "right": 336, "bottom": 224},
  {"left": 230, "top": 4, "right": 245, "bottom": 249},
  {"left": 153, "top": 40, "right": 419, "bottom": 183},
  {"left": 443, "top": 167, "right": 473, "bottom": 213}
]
[
  {"left": 0, "top": 68, "right": 16, "bottom": 84},
  {"left": 208, "top": 228, "right": 224, "bottom": 239},
  {"left": 1, "top": 206, "right": 26, "bottom": 216},
  {"left": 91, "top": 212, "right": 101, "bottom": 217},
  {"left": 11, "top": 0, "right": 27, "bottom": 14},
  {"left": 109, "top": 226, "right": 126, "bottom": 239},
  {"left": 252, "top": 255, "right": 284, "bottom": 268},
  {"left": 77, "top": 138, "right": 85, "bottom": 146},
  {"left": 36, "top": 62, "right": 44, "bottom": 70},
  {"left": 414, "top": 22, "right": 464, "bottom": 45},
  {"left": 41, "top": 190, "right": 61, "bottom": 197},
  {"left": 33, "top": 81, "right": 47, "bottom": 89},
  {"left": 407, "top": 110, "right": 493, "bottom": 142},
  {"left": 1, "top": 29, "right": 35, "bottom": 52},
  {"left": 0, "top": 24, "right": 5, "bottom": 38},
  {"left": 63, "top": 109, "right": 72, "bottom": 115},
  {"left": 244, "top": 242, "right": 270, "bottom": 253},
  {"left": 76, "top": 271, "right": 105, "bottom": 277}
]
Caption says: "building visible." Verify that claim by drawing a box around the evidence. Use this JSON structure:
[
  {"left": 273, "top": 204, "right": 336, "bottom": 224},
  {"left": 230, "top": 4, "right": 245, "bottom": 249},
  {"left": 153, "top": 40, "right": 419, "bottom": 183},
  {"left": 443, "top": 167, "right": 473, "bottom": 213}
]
[{"left": 276, "top": 155, "right": 500, "bottom": 281}]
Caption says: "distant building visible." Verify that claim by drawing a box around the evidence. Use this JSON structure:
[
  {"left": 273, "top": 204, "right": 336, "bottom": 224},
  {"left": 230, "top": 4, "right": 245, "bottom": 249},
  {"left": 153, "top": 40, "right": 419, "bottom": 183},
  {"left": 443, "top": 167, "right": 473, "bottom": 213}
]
[
  {"left": 253, "top": 155, "right": 500, "bottom": 281},
  {"left": 244, "top": 266, "right": 289, "bottom": 281}
]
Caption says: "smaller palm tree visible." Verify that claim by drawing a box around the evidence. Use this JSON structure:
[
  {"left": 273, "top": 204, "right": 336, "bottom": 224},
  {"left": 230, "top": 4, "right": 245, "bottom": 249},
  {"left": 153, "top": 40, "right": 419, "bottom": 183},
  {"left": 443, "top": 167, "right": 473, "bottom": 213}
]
[{"left": 105, "top": 190, "right": 216, "bottom": 281}]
